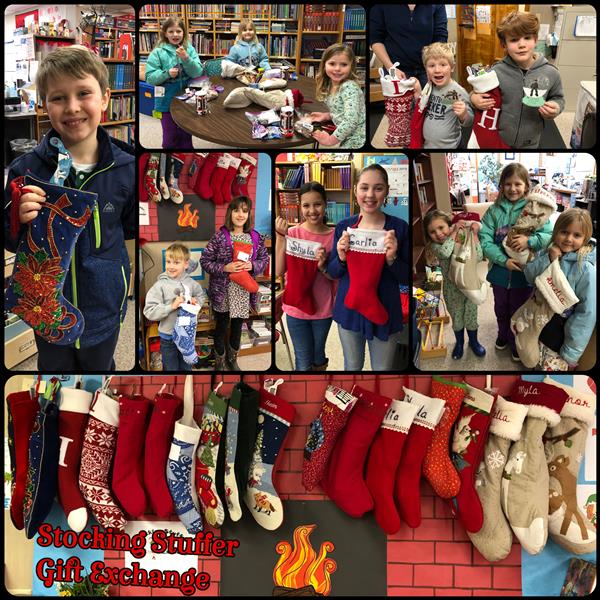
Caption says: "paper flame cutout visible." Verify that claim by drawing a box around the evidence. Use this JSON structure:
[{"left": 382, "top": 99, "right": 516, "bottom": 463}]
[
  {"left": 273, "top": 524, "right": 337, "bottom": 595},
  {"left": 177, "top": 203, "right": 199, "bottom": 228}
]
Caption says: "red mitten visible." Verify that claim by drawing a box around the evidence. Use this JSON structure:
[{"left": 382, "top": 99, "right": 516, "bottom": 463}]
[
  {"left": 229, "top": 240, "right": 259, "bottom": 293},
  {"left": 195, "top": 153, "right": 220, "bottom": 200},
  {"left": 231, "top": 153, "right": 258, "bottom": 197},
  {"left": 344, "top": 227, "right": 388, "bottom": 325},
  {"left": 395, "top": 387, "right": 446, "bottom": 528},
  {"left": 144, "top": 392, "right": 183, "bottom": 517},
  {"left": 409, "top": 83, "right": 432, "bottom": 149},
  {"left": 325, "top": 385, "right": 392, "bottom": 518},
  {"left": 282, "top": 236, "right": 322, "bottom": 315},
  {"left": 58, "top": 387, "right": 94, "bottom": 532},
  {"left": 7, "top": 391, "right": 39, "bottom": 530},
  {"left": 447, "top": 384, "right": 496, "bottom": 533},
  {"left": 210, "top": 153, "right": 233, "bottom": 205},
  {"left": 366, "top": 398, "right": 419, "bottom": 534},
  {"left": 113, "top": 395, "right": 151, "bottom": 518},
  {"left": 422, "top": 377, "right": 467, "bottom": 499},
  {"left": 467, "top": 69, "right": 509, "bottom": 149},
  {"left": 302, "top": 384, "right": 358, "bottom": 491}
]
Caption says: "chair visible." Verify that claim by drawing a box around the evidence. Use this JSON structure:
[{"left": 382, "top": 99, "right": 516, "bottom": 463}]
[{"left": 274, "top": 293, "right": 294, "bottom": 370}]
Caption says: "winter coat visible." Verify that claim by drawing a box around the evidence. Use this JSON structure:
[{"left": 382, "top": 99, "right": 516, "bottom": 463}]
[
  {"left": 226, "top": 41, "right": 270, "bottom": 70},
  {"left": 200, "top": 226, "right": 269, "bottom": 311},
  {"left": 493, "top": 54, "right": 565, "bottom": 148},
  {"left": 143, "top": 272, "right": 207, "bottom": 336},
  {"left": 479, "top": 196, "right": 553, "bottom": 288},
  {"left": 145, "top": 42, "right": 203, "bottom": 113},
  {"left": 4, "top": 127, "right": 135, "bottom": 348},
  {"left": 524, "top": 241, "right": 596, "bottom": 365}
]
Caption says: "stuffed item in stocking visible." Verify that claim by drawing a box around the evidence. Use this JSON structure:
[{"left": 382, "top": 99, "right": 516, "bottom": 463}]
[
  {"left": 501, "top": 380, "right": 568, "bottom": 555},
  {"left": 230, "top": 240, "right": 259, "bottom": 293},
  {"left": 23, "top": 378, "right": 61, "bottom": 539},
  {"left": 283, "top": 236, "right": 322, "bottom": 315},
  {"left": 231, "top": 153, "right": 257, "bottom": 197},
  {"left": 409, "top": 82, "right": 432, "bottom": 149},
  {"left": 511, "top": 258, "right": 579, "bottom": 368},
  {"left": 172, "top": 284, "right": 201, "bottom": 366},
  {"left": 5, "top": 175, "right": 97, "bottom": 345},
  {"left": 379, "top": 64, "right": 416, "bottom": 147},
  {"left": 223, "top": 87, "right": 306, "bottom": 111},
  {"left": 79, "top": 389, "right": 127, "bottom": 531},
  {"left": 7, "top": 390, "right": 39, "bottom": 530},
  {"left": 144, "top": 154, "right": 161, "bottom": 203},
  {"left": 466, "top": 66, "right": 509, "bottom": 149},
  {"left": 58, "top": 387, "right": 94, "bottom": 532},
  {"left": 447, "top": 384, "right": 496, "bottom": 533},
  {"left": 543, "top": 377, "right": 596, "bottom": 555},
  {"left": 502, "top": 185, "right": 557, "bottom": 265},
  {"left": 467, "top": 395, "right": 529, "bottom": 562},
  {"left": 344, "top": 227, "right": 388, "bottom": 325}
]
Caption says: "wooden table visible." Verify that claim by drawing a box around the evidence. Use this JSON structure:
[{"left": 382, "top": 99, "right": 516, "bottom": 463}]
[{"left": 170, "top": 75, "right": 328, "bottom": 148}]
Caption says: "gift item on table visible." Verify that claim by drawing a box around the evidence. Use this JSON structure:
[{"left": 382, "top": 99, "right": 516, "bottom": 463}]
[
  {"left": 280, "top": 106, "right": 294, "bottom": 137},
  {"left": 224, "top": 87, "right": 308, "bottom": 110},
  {"left": 195, "top": 90, "right": 209, "bottom": 115}
]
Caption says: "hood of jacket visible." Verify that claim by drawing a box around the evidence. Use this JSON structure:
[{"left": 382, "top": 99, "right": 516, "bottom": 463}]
[
  {"left": 560, "top": 238, "right": 597, "bottom": 266},
  {"left": 156, "top": 271, "right": 198, "bottom": 294}
]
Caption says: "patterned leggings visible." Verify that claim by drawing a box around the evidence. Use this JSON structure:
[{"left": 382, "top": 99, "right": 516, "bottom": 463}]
[{"left": 443, "top": 281, "right": 478, "bottom": 331}]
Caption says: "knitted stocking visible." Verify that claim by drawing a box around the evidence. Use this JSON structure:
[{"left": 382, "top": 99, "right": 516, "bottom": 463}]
[
  {"left": 210, "top": 154, "right": 233, "bottom": 205},
  {"left": 230, "top": 240, "right": 259, "bottom": 293},
  {"left": 283, "top": 236, "right": 322, "bottom": 315},
  {"left": 231, "top": 153, "right": 257, "bottom": 197},
  {"left": 5, "top": 175, "right": 97, "bottom": 345},
  {"left": 222, "top": 385, "right": 242, "bottom": 521},
  {"left": 172, "top": 285, "right": 200, "bottom": 366},
  {"left": 144, "top": 153, "right": 161, "bottom": 203},
  {"left": 543, "top": 377, "right": 596, "bottom": 555},
  {"left": 384, "top": 93, "right": 414, "bottom": 147},
  {"left": 158, "top": 153, "right": 170, "bottom": 200},
  {"left": 167, "top": 153, "right": 184, "bottom": 204}
]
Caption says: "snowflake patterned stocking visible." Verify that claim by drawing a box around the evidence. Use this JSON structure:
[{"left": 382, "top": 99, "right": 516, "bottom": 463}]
[
  {"left": 244, "top": 389, "right": 295, "bottom": 530},
  {"left": 7, "top": 391, "right": 39, "bottom": 531},
  {"left": 422, "top": 376, "right": 467, "bottom": 499},
  {"left": 366, "top": 399, "right": 419, "bottom": 534},
  {"left": 501, "top": 380, "right": 567, "bottom": 555},
  {"left": 447, "top": 384, "right": 496, "bottom": 534},
  {"left": 5, "top": 175, "right": 97, "bottom": 345},
  {"left": 302, "top": 384, "right": 358, "bottom": 491},
  {"left": 384, "top": 93, "right": 414, "bottom": 147},
  {"left": 172, "top": 288, "right": 200, "bottom": 366},
  {"left": 467, "top": 395, "right": 528, "bottom": 561},
  {"left": 79, "top": 390, "right": 127, "bottom": 531},
  {"left": 23, "top": 378, "right": 61, "bottom": 539},
  {"left": 395, "top": 388, "right": 446, "bottom": 528},
  {"left": 195, "top": 390, "right": 228, "bottom": 527},
  {"left": 543, "top": 377, "right": 596, "bottom": 555},
  {"left": 57, "top": 387, "right": 94, "bottom": 532}
]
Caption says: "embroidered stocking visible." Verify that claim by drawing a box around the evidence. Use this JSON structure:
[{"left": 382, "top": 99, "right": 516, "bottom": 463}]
[
  {"left": 144, "top": 153, "right": 161, "bottom": 203},
  {"left": 501, "top": 380, "right": 568, "bottom": 555},
  {"left": 302, "top": 384, "right": 358, "bottom": 491},
  {"left": 543, "top": 377, "right": 596, "bottom": 555},
  {"left": 283, "top": 236, "right": 322, "bottom": 315},
  {"left": 79, "top": 390, "right": 127, "bottom": 531},
  {"left": 230, "top": 240, "right": 259, "bottom": 293},
  {"left": 5, "top": 175, "right": 97, "bottom": 345},
  {"left": 231, "top": 153, "right": 257, "bottom": 197},
  {"left": 344, "top": 227, "right": 388, "bottom": 325},
  {"left": 210, "top": 153, "right": 233, "bottom": 205},
  {"left": 422, "top": 376, "right": 467, "bottom": 499},
  {"left": 467, "top": 395, "right": 528, "bottom": 561},
  {"left": 447, "top": 384, "right": 496, "bottom": 534},
  {"left": 395, "top": 388, "right": 446, "bottom": 528},
  {"left": 58, "top": 387, "right": 94, "bottom": 532},
  {"left": 222, "top": 385, "right": 242, "bottom": 521},
  {"left": 172, "top": 285, "right": 200, "bottom": 366},
  {"left": 244, "top": 389, "right": 295, "bottom": 530}
]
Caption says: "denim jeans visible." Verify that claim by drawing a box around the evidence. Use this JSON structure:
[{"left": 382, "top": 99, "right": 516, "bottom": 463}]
[
  {"left": 160, "top": 336, "right": 192, "bottom": 371},
  {"left": 285, "top": 315, "right": 333, "bottom": 371},
  {"left": 337, "top": 325, "right": 403, "bottom": 371}
]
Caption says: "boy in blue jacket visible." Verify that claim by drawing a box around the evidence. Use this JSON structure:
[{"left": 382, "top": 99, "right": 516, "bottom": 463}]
[{"left": 4, "top": 45, "right": 135, "bottom": 370}]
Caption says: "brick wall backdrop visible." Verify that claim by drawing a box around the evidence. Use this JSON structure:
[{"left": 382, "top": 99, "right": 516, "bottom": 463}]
[
  {"left": 139, "top": 153, "right": 259, "bottom": 243},
  {"left": 105, "top": 374, "right": 524, "bottom": 596}
]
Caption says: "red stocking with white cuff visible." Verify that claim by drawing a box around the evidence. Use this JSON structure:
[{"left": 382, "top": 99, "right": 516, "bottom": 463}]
[
  {"left": 283, "top": 236, "right": 322, "bottom": 315},
  {"left": 231, "top": 153, "right": 257, "bottom": 197},
  {"left": 230, "top": 240, "right": 259, "bottom": 293}
]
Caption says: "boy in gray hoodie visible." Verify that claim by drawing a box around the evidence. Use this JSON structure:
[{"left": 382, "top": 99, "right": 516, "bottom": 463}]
[
  {"left": 144, "top": 243, "right": 207, "bottom": 371},
  {"left": 471, "top": 11, "right": 565, "bottom": 148}
]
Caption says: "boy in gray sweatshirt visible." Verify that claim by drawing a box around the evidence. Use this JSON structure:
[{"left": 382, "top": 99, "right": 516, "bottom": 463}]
[
  {"left": 144, "top": 242, "right": 207, "bottom": 371},
  {"left": 471, "top": 11, "right": 564, "bottom": 148}
]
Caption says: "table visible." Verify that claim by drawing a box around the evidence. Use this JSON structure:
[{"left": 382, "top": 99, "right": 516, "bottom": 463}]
[{"left": 170, "top": 75, "right": 328, "bottom": 148}]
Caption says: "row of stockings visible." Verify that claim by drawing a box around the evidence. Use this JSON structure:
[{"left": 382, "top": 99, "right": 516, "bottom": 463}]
[
  {"left": 189, "top": 152, "right": 257, "bottom": 204},
  {"left": 143, "top": 153, "right": 185, "bottom": 204},
  {"left": 302, "top": 377, "right": 596, "bottom": 559},
  {"left": 7, "top": 376, "right": 296, "bottom": 539}
]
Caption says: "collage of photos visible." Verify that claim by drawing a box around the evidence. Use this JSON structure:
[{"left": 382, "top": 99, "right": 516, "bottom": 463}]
[{"left": 3, "top": 3, "right": 597, "bottom": 598}]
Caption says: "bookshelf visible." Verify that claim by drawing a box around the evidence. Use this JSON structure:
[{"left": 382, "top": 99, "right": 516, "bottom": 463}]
[{"left": 412, "top": 154, "right": 436, "bottom": 282}]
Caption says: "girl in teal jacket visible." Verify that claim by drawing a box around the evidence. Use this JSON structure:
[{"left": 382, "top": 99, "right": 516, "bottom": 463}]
[
  {"left": 523, "top": 208, "right": 596, "bottom": 370},
  {"left": 479, "top": 163, "right": 552, "bottom": 360},
  {"left": 145, "top": 17, "right": 203, "bottom": 148},
  {"left": 226, "top": 19, "right": 270, "bottom": 70}
]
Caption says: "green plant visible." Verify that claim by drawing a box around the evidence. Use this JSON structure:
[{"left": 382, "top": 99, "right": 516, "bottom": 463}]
[{"left": 57, "top": 573, "right": 109, "bottom": 597}]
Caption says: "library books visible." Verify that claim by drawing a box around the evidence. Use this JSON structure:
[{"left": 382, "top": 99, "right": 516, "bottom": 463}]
[
  {"left": 303, "top": 10, "right": 340, "bottom": 31},
  {"left": 106, "top": 63, "right": 135, "bottom": 89},
  {"left": 343, "top": 7, "right": 366, "bottom": 30}
]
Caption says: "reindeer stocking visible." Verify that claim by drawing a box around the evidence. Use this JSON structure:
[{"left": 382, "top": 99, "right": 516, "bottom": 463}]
[
  {"left": 500, "top": 380, "right": 568, "bottom": 555},
  {"left": 543, "top": 377, "right": 596, "bottom": 555}
]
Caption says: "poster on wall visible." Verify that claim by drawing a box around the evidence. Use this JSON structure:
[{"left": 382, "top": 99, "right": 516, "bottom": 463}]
[
  {"left": 157, "top": 196, "right": 215, "bottom": 242},
  {"left": 362, "top": 154, "right": 409, "bottom": 222}
]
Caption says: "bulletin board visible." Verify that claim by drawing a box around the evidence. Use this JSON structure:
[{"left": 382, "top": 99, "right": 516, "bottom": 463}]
[{"left": 362, "top": 154, "right": 409, "bottom": 222}]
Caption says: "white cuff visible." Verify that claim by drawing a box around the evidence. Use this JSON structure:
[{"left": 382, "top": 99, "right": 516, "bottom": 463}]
[
  {"left": 173, "top": 420, "right": 201, "bottom": 444},
  {"left": 543, "top": 377, "right": 596, "bottom": 423},
  {"left": 90, "top": 391, "right": 120, "bottom": 427},
  {"left": 489, "top": 395, "right": 529, "bottom": 440},
  {"left": 403, "top": 387, "right": 446, "bottom": 430},
  {"left": 382, "top": 399, "right": 420, "bottom": 434},
  {"left": 60, "top": 388, "right": 93, "bottom": 414}
]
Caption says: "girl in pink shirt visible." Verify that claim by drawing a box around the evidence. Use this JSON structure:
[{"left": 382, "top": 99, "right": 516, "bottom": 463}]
[{"left": 275, "top": 182, "right": 336, "bottom": 370}]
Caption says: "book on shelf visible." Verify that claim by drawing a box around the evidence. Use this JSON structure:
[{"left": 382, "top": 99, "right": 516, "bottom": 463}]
[
  {"left": 271, "top": 4, "right": 299, "bottom": 19},
  {"left": 326, "top": 201, "right": 350, "bottom": 223},
  {"left": 108, "top": 124, "right": 134, "bottom": 145},
  {"left": 102, "top": 95, "right": 134, "bottom": 122},
  {"left": 303, "top": 10, "right": 340, "bottom": 31},
  {"left": 343, "top": 7, "right": 366, "bottom": 30}
]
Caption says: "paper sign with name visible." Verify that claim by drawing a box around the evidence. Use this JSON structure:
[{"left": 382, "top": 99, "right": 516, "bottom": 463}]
[
  {"left": 237, "top": 250, "right": 250, "bottom": 262},
  {"left": 285, "top": 236, "right": 322, "bottom": 260},
  {"left": 346, "top": 228, "right": 387, "bottom": 254}
]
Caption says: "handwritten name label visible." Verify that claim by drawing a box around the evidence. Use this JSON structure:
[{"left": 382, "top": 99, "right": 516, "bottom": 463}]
[
  {"left": 346, "top": 228, "right": 386, "bottom": 253},
  {"left": 286, "top": 236, "right": 321, "bottom": 260},
  {"left": 491, "top": 408, "right": 511, "bottom": 423},
  {"left": 546, "top": 276, "right": 568, "bottom": 305},
  {"left": 518, "top": 384, "right": 540, "bottom": 398}
]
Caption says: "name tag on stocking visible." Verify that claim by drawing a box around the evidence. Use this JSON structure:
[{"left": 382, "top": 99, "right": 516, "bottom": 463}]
[
  {"left": 346, "top": 228, "right": 387, "bottom": 254},
  {"left": 285, "top": 236, "right": 322, "bottom": 260}
]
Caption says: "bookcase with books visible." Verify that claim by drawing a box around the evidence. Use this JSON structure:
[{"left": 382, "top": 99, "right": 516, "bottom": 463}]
[{"left": 412, "top": 154, "right": 436, "bottom": 281}]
